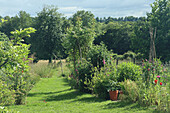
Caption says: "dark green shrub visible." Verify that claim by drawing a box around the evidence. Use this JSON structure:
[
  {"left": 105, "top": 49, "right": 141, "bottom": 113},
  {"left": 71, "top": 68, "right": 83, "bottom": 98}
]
[
  {"left": 87, "top": 43, "right": 112, "bottom": 68},
  {"left": 116, "top": 62, "right": 142, "bottom": 82},
  {"left": 76, "top": 59, "right": 93, "bottom": 93}
]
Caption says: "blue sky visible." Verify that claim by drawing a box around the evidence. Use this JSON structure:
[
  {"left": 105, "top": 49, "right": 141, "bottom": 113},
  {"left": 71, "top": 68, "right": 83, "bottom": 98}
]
[{"left": 0, "top": 0, "right": 155, "bottom": 18}]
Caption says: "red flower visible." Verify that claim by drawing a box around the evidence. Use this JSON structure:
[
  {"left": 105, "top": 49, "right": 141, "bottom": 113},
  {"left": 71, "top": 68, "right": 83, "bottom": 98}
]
[
  {"left": 154, "top": 79, "right": 158, "bottom": 84},
  {"left": 148, "top": 68, "right": 150, "bottom": 71},
  {"left": 22, "top": 70, "right": 24, "bottom": 73},
  {"left": 160, "top": 82, "right": 162, "bottom": 85}
]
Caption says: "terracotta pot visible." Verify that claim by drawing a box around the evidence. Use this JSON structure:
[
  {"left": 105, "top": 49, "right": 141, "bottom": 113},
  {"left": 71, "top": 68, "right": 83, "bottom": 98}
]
[{"left": 109, "top": 90, "right": 119, "bottom": 101}]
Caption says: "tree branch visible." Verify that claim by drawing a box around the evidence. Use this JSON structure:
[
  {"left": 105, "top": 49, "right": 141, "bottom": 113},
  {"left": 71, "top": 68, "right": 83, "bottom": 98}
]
[{"left": 0, "top": 59, "right": 9, "bottom": 69}]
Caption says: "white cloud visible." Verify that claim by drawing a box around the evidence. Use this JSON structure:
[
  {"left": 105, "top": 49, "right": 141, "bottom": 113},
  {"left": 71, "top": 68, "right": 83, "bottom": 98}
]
[{"left": 0, "top": 0, "right": 155, "bottom": 17}]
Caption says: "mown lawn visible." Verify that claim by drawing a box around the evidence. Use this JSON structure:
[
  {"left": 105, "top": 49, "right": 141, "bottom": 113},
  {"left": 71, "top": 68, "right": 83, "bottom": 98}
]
[{"left": 9, "top": 75, "right": 155, "bottom": 113}]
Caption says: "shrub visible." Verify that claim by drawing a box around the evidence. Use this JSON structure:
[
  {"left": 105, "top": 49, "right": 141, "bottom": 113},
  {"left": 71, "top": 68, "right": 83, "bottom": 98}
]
[
  {"left": 138, "top": 59, "right": 170, "bottom": 112},
  {"left": 0, "top": 28, "right": 36, "bottom": 105},
  {"left": 120, "top": 79, "right": 139, "bottom": 102},
  {"left": 0, "top": 81, "right": 15, "bottom": 106},
  {"left": 116, "top": 62, "right": 142, "bottom": 82},
  {"left": 87, "top": 43, "right": 112, "bottom": 68},
  {"left": 86, "top": 62, "right": 117, "bottom": 99},
  {"left": 0, "top": 106, "right": 19, "bottom": 113},
  {"left": 76, "top": 59, "right": 93, "bottom": 93},
  {"left": 67, "top": 59, "right": 93, "bottom": 93}
]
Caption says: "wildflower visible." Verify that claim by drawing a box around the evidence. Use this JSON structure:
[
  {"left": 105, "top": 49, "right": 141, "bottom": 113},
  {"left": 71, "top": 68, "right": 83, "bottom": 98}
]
[
  {"left": 145, "top": 59, "right": 147, "bottom": 62},
  {"left": 154, "top": 79, "right": 158, "bottom": 84},
  {"left": 148, "top": 68, "right": 150, "bottom": 71},
  {"left": 153, "top": 69, "right": 155, "bottom": 71},
  {"left": 22, "top": 70, "right": 24, "bottom": 73},
  {"left": 75, "top": 69, "right": 78, "bottom": 72},
  {"left": 160, "top": 82, "right": 162, "bottom": 85},
  {"left": 157, "top": 76, "right": 160, "bottom": 78},
  {"left": 103, "top": 59, "right": 106, "bottom": 65}
]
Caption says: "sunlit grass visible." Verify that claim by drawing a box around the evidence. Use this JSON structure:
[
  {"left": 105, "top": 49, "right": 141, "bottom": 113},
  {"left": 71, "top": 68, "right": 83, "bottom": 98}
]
[{"left": 7, "top": 60, "right": 156, "bottom": 113}]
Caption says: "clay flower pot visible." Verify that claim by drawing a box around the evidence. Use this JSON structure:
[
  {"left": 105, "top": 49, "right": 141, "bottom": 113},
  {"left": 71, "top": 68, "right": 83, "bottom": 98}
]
[{"left": 109, "top": 90, "right": 119, "bottom": 101}]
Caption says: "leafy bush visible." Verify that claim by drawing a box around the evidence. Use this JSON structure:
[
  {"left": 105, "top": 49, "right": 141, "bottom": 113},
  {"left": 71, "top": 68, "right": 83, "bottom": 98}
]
[
  {"left": 116, "top": 62, "right": 142, "bottom": 82},
  {"left": 87, "top": 43, "right": 112, "bottom": 68},
  {"left": 67, "top": 59, "right": 93, "bottom": 92},
  {"left": 86, "top": 62, "right": 117, "bottom": 99},
  {"left": 120, "top": 79, "right": 139, "bottom": 102},
  {"left": 76, "top": 59, "right": 93, "bottom": 93},
  {"left": 0, "top": 81, "right": 15, "bottom": 106},
  {"left": 0, "top": 106, "right": 19, "bottom": 113},
  {"left": 0, "top": 28, "right": 36, "bottom": 105},
  {"left": 138, "top": 59, "right": 170, "bottom": 112}
]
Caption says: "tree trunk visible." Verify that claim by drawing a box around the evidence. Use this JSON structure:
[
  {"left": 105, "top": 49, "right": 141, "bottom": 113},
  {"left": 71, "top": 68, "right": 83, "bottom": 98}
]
[
  {"left": 49, "top": 56, "right": 53, "bottom": 63},
  {"left": 60, "top": 59, "right": 63, "bottom": 75}
]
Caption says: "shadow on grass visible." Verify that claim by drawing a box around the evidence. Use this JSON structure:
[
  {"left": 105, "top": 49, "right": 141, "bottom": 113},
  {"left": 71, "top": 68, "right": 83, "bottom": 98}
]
[
  {"left": 103, "top": 101, "right": 148, "bottom": 111},
  {"left": 45, "top": 90, "right": 84, "bottom": 102},
  {"left": 27, "top": 88, "right": 71, "bottom": 97},
  {"left": 71, "top": 96, "right": 105, "bottom": 103}
]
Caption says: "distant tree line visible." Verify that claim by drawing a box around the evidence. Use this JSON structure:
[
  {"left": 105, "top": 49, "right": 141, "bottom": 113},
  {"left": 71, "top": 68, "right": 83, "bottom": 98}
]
[{"left": 0, "top": 0, "right": 169, "bottom": 62}]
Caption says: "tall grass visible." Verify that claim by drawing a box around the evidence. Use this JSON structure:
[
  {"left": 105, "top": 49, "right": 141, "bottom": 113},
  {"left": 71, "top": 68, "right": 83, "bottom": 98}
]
[{"left": 29, "top": 63, "right": 55, "bottom": 78}]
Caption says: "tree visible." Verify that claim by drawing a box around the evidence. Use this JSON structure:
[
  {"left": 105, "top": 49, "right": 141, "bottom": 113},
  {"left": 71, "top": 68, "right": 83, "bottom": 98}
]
[
  {"left": 0, "top": 11, "right": 33, "bottom": 37},
  {"left": 130, "top": 20, "right": 150, "bottom": 59},
  {"left": 63, "top": 10, "right": 96, "bottom": 70},
  {"left": 30, "top": 5, "right": 63, "bottom": 63},
  {"left": 147, "top": 0, "right": 170, "bottom": 61},
  {"left": 95, "top": 21, "right": 133, "bottom": 55}
]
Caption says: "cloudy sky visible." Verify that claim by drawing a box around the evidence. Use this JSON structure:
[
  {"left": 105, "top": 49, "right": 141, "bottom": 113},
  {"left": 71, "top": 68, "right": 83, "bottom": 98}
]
[{"left": 0, "top": 0, "right": 155, "bottom": 18}]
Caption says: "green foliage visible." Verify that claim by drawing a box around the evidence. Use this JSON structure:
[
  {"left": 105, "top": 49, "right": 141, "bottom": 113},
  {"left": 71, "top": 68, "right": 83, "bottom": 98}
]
[
  {"left": 63, "top": 13, "right": 96, "bottom": 62},
  {"left": 95, "top": 21, "right": 133, "bottom": 55},
  {"left": 76, "top": 59, "right": 93, "bottom": 93},
  {"left": 86, "top": 62, "right": 117, "bottom": 99},
  {"left": 31, "top": 5, "right": 63, "bottom": 63},
  {"left": 120, "top": 59, "right": 170, "bottom": 112},
  {"left": 116, "top": 62, "right": 142, "bottom": 82},
  {"left": 147, "top": 0, "right": 170, "bottom": 61},
  {"left": 120, "top": 79, "right": 139, "bottom": 102},
  {"left": 0, "top": 27, "right": 36, "bottom": 105},
  {"left": 86, "top": 43, "right": 112, "bottom": 68},
  {"left": 0, "top": 81, "right": 15, "bottom": 106},
  {"left": 0, "top": 106, "right": 20, "bottom": 113}
]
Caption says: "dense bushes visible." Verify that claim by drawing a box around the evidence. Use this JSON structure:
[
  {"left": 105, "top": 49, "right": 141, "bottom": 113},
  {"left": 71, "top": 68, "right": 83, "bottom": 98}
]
[
  {"left": 67, "top": 56, "right": 169, "bottom": 112},
  {"left": 0, "top": 28, "right": 36, "bottom": 105},
  {"left": 120, "top": 59, "right": 170, "bottom": 112},
  {"left": 116, "top": 62, "right": 142, "bottom": 82}
]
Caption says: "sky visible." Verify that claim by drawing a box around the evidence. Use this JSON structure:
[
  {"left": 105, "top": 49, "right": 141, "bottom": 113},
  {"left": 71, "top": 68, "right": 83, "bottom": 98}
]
[{"left": 0, "top": 0, "right": 155, "bottom": 18}]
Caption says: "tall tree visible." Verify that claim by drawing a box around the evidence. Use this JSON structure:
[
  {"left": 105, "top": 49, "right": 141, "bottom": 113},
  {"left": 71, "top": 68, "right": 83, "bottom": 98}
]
[
  {"left": 63, "top": 10, "right": 96, "bottom": 70},
  {"left": 30, "top": 5, "right": 63, "bottom": 63},
  {"left": 147, "top": 0, "right": 170, "bottom": 61}
]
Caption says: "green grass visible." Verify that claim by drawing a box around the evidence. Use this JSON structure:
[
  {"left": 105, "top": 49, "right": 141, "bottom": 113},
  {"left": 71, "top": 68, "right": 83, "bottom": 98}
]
[{"left": 8, "top": 75, "right": 155, "bottom": 113}]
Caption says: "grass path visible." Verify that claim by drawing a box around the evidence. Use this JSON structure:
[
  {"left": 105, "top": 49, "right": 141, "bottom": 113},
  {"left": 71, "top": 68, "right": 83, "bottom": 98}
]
[{"left": 9, "top": 76, "right": 153, "bottom": 113}]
